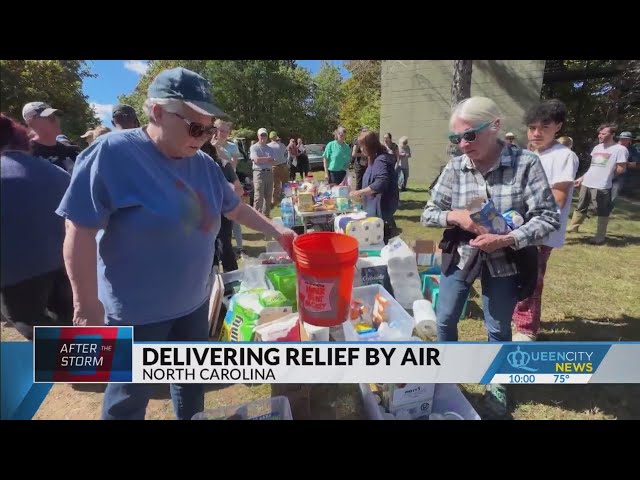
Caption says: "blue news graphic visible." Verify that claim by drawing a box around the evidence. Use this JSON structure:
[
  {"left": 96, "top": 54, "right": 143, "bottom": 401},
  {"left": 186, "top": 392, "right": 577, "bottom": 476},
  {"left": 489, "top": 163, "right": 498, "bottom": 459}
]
[
  {"left": 1, "top": 342, "right": 53, "bottom": 420},
  {"left": 480, "top": 343, "right": 611, "bottom": 382}
]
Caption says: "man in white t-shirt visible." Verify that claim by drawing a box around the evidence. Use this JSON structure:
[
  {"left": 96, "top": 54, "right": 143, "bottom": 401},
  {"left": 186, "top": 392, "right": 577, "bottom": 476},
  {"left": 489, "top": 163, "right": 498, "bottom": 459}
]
[
  {"left": 568, "top": 123, "right": 629, "bottom": 244},
  {"left": 512, "top": 100, "right": 579, "bottom": 341}
]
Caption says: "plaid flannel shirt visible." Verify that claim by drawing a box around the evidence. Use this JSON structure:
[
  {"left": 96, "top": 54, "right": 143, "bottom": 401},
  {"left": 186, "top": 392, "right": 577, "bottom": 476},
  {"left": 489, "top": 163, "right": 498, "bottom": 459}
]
[{"left": 422, "top": 143, "right": 560, "bottom": 277}]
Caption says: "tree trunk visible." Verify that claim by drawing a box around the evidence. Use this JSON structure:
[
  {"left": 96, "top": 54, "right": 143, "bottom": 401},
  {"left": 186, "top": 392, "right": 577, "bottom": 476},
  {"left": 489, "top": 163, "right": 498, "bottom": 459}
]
[{"left": 448, "top": 60, "right": 473, "bottom": 157}]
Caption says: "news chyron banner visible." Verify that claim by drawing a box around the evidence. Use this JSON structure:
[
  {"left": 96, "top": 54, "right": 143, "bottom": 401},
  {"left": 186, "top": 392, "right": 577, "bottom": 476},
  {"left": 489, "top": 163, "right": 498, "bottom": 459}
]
[{"left": 27, "top": 326, "right": 640, "bottom": 386}]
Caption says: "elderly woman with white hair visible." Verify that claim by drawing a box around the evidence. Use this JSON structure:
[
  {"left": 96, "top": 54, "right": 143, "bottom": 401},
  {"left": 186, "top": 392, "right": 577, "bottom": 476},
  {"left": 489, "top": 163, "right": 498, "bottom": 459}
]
[
  {"left": 422, "top": 96, "right": 560, "bottom": 416},
  {"left": 56, "top": 67, "right": 296, "bottom": 421}
]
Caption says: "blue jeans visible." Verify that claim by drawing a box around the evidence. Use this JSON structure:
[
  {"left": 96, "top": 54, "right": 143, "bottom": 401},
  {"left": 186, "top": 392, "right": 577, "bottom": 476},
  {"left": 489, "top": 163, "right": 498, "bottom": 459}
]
[
  {"left": 437, "top": 267, "right": 518, "bottom": 342},
  {"left": 102, "top": 300, "right": 209, "bottom": 420}
]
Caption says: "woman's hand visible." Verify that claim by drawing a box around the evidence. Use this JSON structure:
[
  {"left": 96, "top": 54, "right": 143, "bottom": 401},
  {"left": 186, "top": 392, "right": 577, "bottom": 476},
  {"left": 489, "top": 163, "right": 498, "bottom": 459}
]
[
  {"left": 349, "top": 190, "right": 362, "bottom": 199},
  {"left": 448, "top": 210, "right": 486, "bottom": 235},
  {"left": 275, "top": 228, "right": 297, "bottom": 259},
  {"left": 469, "top": 234, "right": 515, "bottom": 253},
  {"left": 73, "top": 300, "right": 106, "bottom": 326}
]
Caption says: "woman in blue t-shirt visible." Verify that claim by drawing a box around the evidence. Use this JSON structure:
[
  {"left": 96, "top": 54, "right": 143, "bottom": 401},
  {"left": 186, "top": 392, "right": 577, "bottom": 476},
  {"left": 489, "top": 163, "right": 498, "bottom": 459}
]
[{"left": 56, "top": 68, "right": 297, "bottom": 421}]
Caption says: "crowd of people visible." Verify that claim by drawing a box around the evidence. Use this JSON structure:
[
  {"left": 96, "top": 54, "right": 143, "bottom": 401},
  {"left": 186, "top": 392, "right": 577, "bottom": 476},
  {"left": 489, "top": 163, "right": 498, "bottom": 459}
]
[{"left": 1, "top": 64, "right": 638, "bottom": 420}]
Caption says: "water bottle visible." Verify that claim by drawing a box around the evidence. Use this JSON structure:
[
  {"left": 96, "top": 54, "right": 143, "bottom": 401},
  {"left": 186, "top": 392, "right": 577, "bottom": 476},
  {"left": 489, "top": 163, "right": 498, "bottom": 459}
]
[{"left": 280, "top": 197, "right": 295, "bottom": 228}]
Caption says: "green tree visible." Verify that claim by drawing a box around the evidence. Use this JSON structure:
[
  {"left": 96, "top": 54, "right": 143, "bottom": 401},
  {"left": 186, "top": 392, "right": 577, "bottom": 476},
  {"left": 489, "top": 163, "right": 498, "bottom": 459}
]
[
  {"left": 0, "top": 60, "right": 98, "bottom": 141},
  {"left": 118, "top": 60, "right": 209, "bottom": 124},
  {"left": 118, "top": 60, "right": 313, "bottom": 142},
  {"left": 339, "top": 60, "right": 382, "bottom": 140},
  {"left": 542, "top": 60, "right": 640, "bottom": 173},
  {"left": 306, "top": 61, "right": 344, "bottom": 142},
  {"left": 206, "top": 60, "right": 311, "bottom": 140}
]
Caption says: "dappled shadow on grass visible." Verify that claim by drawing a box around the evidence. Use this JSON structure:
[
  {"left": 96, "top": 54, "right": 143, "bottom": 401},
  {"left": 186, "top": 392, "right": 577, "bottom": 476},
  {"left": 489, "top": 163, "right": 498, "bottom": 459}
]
[
  {"left": 540, "top": 314, "right": 640, "bottom": 342},
  {"left": 404, "top": 187, "right": 428, "bottom": 193},
  {"left": 509, "top": 314, "right": 640, "bottom": 419},
  {"left": 509, "top": 384, "right": 640, "bottom": 420},
  {"left": 397, "top": 200, "right": 427, "bottom": 211},
  {"left": 241, "top": 232, "right": 268, "bottom": 242},
  {"left": 70, "top": 382, "right": 230, "bottom": 399},
  {"left": 563, "top": 234, "right": 640, "bottom": 248},
  {"left": 395, "top": 214, "right": 422, "bottom": 223},
  {"left": 461, "top": 389, "right": 514, "bottom": 420}
]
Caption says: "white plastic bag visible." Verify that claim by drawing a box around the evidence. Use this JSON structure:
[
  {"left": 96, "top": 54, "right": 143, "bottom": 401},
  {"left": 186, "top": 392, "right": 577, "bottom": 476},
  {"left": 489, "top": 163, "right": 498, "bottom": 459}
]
[{"left": 381, "top": 237, "right": 424, "bottom": 309}]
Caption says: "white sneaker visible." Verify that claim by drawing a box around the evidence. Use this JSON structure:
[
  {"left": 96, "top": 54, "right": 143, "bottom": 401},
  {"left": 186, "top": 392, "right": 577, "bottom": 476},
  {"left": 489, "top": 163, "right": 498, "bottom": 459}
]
[{"left": 513, "top": 332, "right": 536, "bottom": 341}]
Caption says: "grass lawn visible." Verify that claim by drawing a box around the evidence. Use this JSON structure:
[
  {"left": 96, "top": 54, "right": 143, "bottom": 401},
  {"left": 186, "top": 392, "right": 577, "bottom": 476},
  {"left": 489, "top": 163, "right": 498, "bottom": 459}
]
[{"left": 4, "top": 172, "right": 639, "bottom": 420}]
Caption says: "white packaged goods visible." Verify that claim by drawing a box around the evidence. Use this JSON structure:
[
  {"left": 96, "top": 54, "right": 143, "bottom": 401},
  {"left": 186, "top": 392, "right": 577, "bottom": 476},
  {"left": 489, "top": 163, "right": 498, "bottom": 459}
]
[
  {"left": 413, "top": 299, "right": 437, "bottom": 339},
  {"left": 344, "top": 285, "right": 415, "bottom": 342},
  {"left": 381, "top": 237, "right": 424, "bottom": 309}
]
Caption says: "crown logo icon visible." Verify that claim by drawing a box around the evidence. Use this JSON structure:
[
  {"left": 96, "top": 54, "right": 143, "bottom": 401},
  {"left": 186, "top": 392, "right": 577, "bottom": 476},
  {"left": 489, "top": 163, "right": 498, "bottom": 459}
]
[{"left": 507, "top": 346, "right": 538, "bottom": 372}]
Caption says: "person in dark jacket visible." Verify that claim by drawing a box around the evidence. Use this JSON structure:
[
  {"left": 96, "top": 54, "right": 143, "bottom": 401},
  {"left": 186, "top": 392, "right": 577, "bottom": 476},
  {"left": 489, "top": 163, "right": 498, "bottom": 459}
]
[
  {"left": 1, "top": 113, "right": 73, "bottom": 340},
  {"left": 349, "top": 130, "right": 399, "bottom": 242}
]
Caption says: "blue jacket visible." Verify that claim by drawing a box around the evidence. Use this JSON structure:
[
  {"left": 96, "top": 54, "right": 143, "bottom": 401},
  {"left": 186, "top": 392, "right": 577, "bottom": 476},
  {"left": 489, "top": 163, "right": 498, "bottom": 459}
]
[{"left": 362, "top": 153, "right": 399, "bottom": 223}]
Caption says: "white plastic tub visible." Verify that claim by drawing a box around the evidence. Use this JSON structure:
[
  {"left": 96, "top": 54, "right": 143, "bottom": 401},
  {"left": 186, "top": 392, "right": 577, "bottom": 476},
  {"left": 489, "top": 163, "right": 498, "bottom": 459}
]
[
  {"left": 344, "top": 284, "right": 415, "bottom": 341},
  {"left": 192, "top": 396, "right": 293, "bottom": 420},
  {"left": 359, "top": 383, "right": 481, "bottom": 420}
]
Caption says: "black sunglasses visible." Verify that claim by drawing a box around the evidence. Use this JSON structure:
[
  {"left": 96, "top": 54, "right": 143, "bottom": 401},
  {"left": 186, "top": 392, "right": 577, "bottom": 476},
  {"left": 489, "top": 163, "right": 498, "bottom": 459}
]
[
  {"left": 170, "top": 112, "right": 217, "bottom": 138},
  {"left": 448, "top": 122, "right": 492, "bottom": 145}
]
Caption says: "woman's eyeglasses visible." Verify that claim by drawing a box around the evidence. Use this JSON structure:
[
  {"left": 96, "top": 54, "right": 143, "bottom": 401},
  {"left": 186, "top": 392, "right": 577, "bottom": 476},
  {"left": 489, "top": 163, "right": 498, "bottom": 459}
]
[
  {"left": 448, "top": 122, "right": 492, "bottom": 145},
  {"left": 170, "top": 112, "right": 217, "bottom": 138}
]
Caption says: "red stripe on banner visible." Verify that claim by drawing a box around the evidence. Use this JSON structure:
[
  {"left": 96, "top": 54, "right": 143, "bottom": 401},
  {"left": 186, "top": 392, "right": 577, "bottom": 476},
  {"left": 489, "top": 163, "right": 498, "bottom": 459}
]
[{"left": 53, "top": 327, "right": 121, "bottom": 382}]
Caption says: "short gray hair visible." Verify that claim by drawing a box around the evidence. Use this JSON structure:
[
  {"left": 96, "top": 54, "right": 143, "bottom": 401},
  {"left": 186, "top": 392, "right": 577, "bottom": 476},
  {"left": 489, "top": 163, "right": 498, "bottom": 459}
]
[
  {"left": 449, "top": 96, "right": 502, "bottom": 130},
  {"left": 143, "top": 98, "right": 186, "bottom": 123},
  {"left": 214, "top": 118, "right": 232, "bottom": 129}
]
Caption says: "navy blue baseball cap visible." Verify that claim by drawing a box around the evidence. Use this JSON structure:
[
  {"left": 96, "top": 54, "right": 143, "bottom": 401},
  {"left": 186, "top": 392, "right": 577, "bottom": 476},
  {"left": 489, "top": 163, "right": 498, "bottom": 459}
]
[{"left": 147, "top": 67, "right": 225, "bottom": 116}]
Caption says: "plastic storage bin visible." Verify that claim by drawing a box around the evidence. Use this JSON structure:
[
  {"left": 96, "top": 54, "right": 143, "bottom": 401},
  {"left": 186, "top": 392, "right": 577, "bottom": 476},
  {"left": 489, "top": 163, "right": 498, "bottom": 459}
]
[
  {"left": 344, "top": 284, "right": 415, "bottom": 341},
  {"left": 192, "top": 396, "right": 293, "bottom": 420},
  {"left": 359, "top": 383, "right": 481, "bottom": 420}
]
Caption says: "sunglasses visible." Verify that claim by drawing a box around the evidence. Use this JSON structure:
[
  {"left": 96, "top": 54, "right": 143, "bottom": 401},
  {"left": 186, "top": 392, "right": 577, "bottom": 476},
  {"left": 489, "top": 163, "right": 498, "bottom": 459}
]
[
  {"left": 170, "top": 112, "right": 217, "bottom": 138},
  {"left": 448, "top": 122, "right": 492, "bottom": 145}
]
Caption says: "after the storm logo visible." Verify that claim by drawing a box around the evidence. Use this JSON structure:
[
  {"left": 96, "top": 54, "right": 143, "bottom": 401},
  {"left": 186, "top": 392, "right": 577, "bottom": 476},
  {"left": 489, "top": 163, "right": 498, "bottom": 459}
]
[{"left": 34, "top": 326, "right": 133, "bottom": 383}]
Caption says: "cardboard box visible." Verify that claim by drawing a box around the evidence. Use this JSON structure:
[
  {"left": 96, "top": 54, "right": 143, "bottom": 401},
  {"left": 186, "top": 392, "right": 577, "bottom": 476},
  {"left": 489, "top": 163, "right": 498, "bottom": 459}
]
[
  {"left": 254, "top": 315, "right": 310, "bottom": 342},
  {"left": 388, "top": 383, "right": 436, "bottom": 409},
  {"left": 389, "top": 398, "right": 433, "bottom": 419},
  {"left": 411, "top": 240, "right": 436, "bottom": 267}
]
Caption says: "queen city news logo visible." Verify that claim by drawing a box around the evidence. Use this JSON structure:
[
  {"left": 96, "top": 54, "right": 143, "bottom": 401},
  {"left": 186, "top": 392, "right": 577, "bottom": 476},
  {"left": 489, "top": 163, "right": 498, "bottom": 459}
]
[{"left": 501, "top": 344, "right": 610, "bottom": 375}]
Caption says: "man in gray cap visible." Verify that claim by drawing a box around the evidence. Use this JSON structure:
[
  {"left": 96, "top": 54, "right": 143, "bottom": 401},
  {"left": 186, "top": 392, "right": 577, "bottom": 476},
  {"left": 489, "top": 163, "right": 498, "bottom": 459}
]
[
  {"left": 111, "top": 104, "right": 140, "bottom": 130},
  {"left": 612, "top": 131, "right": 639, "bottom": 200},
  {"left": 22, "top": 102, "right": 79, "bottom": 172},
  {"left": 56, "top": 67, "right": 296, "bottom": 421}
]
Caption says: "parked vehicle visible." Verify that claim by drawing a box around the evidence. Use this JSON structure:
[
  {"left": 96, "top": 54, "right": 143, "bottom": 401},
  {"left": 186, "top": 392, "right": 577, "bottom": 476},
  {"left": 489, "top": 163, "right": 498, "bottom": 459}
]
[{"left": 305, "top": 143, "right": 325, "bottom": 171}]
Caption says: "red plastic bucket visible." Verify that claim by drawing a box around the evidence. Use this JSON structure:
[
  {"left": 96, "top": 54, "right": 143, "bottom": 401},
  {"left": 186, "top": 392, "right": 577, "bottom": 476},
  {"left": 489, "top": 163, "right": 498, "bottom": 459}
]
[{"left": 293, "top": 232, "right": 359, "bottom": 327}]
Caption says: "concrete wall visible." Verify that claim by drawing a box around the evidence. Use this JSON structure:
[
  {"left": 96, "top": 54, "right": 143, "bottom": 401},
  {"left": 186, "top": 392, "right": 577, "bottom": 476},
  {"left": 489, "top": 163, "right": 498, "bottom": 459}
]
[{"left": 380, "top": 60, "right": 546, "bottom": 184}]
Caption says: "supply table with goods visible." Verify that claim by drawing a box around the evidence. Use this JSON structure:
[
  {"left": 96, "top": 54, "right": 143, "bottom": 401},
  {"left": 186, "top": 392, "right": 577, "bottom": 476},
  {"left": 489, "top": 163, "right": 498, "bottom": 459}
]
[
  {"left": 197, "top": 181, "right": 487, "bottom": 420},
  {"left": 279, "top": 175, "right": 362, "bottom": 234}
]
